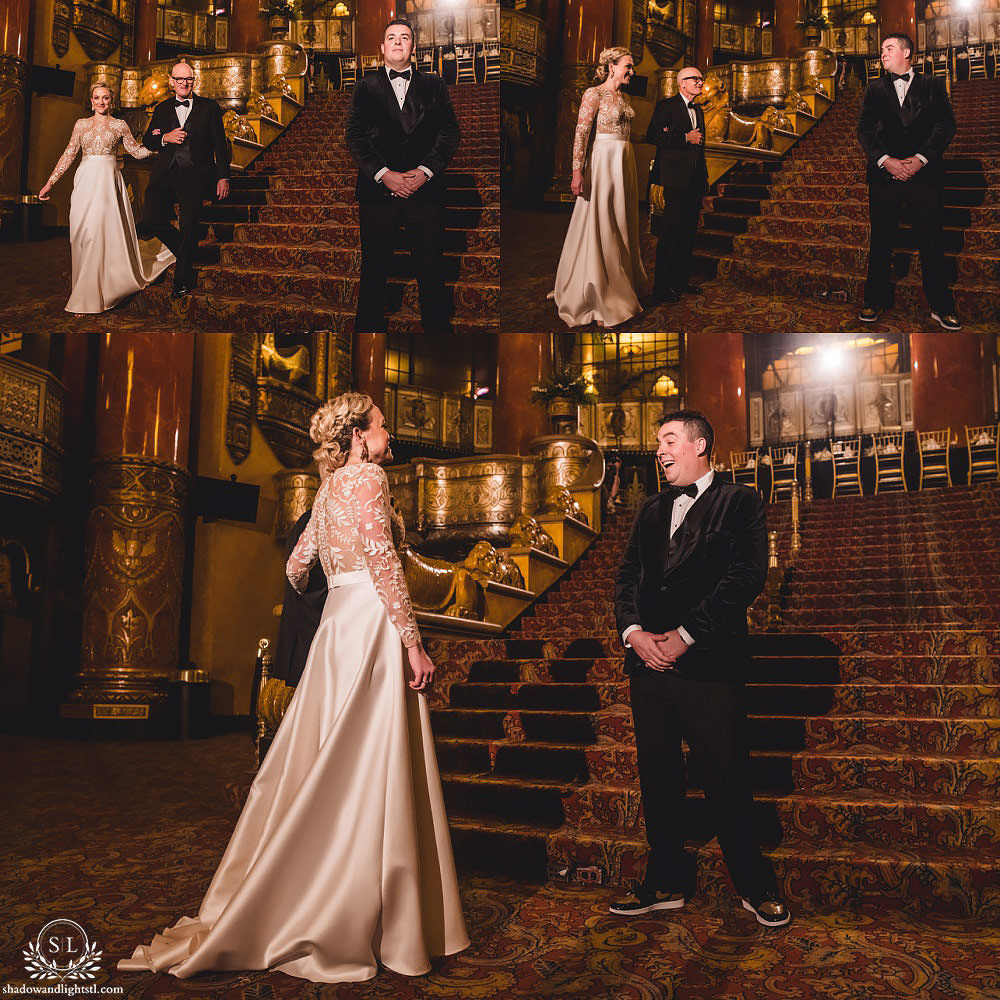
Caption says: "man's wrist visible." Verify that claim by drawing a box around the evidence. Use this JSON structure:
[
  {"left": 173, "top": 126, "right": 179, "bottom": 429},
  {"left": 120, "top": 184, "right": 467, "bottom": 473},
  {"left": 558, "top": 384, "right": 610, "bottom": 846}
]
[
  {"left": 622, "top": 624, "right": 642, "bottom": 648},
  {"left": 677, "top": 626, "right": 695, "bottom": 647},
  {"left": 877, "top": 154, "right": 889, "bottom": 167},
  {"left": 914, "top": 153, "right": 928, "bottom": 165},
  {"left": 418, "top": 165, "right": 433, "bottom": 179},
  {"left": 374, "top": 167, "right": 389, "bottom": 182}
]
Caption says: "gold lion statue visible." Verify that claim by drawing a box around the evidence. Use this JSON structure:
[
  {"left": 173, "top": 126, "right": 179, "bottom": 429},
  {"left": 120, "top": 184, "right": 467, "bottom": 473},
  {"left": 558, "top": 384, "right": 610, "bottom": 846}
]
[
  {"left": 222, "top": 110, "right": 257, "bottom": 142},
  {"left": 786, "top": 89, "right": 811, "bottom": 113},
  {"left": 805, "top": 74, "right": 828, "bottom": 96},
  {"left": 541, "top": 487, "right": 589, "bottom": 526},
  {"left": 269, "top": 73, "right": 296, "bottom": 100},
  {"left": 696, "top": 72, "right": 773, "bottom": 150},
  {"left": 508, "top": 515, "right": 559, "bottom": 556},
  {"left": 246, "top": 91, "right": 278, "bottom": 119},
  {"left": 760, "top": 105, "right": 792, "bottom": 132},
  {"left": 463, "top": 541, "right": 525, "bottom": 589}
]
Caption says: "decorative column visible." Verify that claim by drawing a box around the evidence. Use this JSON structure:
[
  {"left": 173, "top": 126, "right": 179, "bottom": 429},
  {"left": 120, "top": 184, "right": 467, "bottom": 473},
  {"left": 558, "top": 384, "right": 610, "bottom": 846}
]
[
  {"left": 910, "top": 333, "right": 993, "bottom": 440},
  {"left": 0, "top": 0, "right": 32, "bottom": 201},
  {"left": 133, "top": 0, "right": 156, "bottom": 65},
  {"left": 879, "top": 0, "right": 917, "bottom": 41},
  {"left": 683, "top": 333, "right": 747, "bottom": 469},
  {"left": 356, "top": 0, "right": 396, "bottom": 61},
  {"left": 546, "top": 0, "right": 615, "bottom": 198},
  {"left": 774, "top": 0, "right": 804, "bottom": 58},
  {"left": 695, "top": 0, "right": 714, "bottom": 69},
  {"left": 495, "top": 334, "right": 552, "bottom": 456},
  {"left": 353, "top": 333, "right": 386, "bottom": 408},
  {"left": 62, "top": 333, "right": 195, "bottom": 725},
  {"left": 230, "top": 0, "right": 262, "bottom": 54}
]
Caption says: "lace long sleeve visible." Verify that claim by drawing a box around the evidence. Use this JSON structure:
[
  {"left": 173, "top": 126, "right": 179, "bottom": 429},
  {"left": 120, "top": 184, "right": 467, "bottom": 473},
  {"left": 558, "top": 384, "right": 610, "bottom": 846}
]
[
  {"left": 286, "top": 509, "right": 320, "bottom": 594},
  {"left": 46, "top": 120, "right": 83, "bottom": 186},
  {"left": 116, "top": 119, "right": 154, "bottom": 159},
  {"left": 572, "top": 87, "right": 600, "bottom": 172},
  {"left": 353, "top": 465, "right": 420, "bottom": 648}
]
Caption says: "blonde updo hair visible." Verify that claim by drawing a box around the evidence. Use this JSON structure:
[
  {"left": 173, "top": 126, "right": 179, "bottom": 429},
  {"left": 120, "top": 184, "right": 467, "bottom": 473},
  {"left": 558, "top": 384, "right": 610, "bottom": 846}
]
[
  {"left": 90, "top": 83, "right": 114, "bottom": 108},
  {"left": 594, "top": 47, "right": 632, "bottom": 83},
  {"left": 310, "top": 391, "right": 375, "bottom": 478}
]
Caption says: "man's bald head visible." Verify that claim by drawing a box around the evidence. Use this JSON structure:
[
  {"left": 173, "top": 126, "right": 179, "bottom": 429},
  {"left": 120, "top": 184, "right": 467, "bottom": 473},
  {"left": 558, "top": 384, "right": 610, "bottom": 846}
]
[{"left": 677, "top": 66, "right": 705, "bottom": 99}]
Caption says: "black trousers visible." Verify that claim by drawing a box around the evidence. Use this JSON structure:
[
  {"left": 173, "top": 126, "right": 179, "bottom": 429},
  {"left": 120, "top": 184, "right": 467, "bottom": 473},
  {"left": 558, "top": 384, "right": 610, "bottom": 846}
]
[
  {"left": 653, "top": 175, "right": 706, "bottom": 297},
  {"left": 864, "top": 180, "right": 953, "bottom": 313},
  {"left": 629, "top": 668, "right": 777, "bottom": 899},
  {"left": 138, "top": 166, "right": 205, "bottom": 291},
  {"left": 357, "top": 197, "right": 449, "bottom": 333}
]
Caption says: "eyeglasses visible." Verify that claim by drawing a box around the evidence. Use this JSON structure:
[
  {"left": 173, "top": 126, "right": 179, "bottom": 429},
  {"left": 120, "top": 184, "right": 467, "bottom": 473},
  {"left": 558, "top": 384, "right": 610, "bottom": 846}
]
[{"left": 171, "top": 76, "right": 195, "bottom": 82}]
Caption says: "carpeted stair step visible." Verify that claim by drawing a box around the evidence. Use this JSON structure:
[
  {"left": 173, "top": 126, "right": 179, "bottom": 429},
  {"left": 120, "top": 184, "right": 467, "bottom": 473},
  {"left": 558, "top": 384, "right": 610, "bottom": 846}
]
[
  {"left": 806, "top": 714, "right": 1000, "bottom": 756},
  {"left": 233, "top": 221, "right": 499, "bottom": 254}
]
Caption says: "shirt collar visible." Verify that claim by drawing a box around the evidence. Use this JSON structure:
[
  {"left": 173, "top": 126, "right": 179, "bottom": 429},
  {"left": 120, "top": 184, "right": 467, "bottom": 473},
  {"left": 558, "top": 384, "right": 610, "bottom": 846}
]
[
  {"left": 385, "top": 65, "right": 411, "bottom": 81},
  {"left": 692, "top": 468, "right": 714, "bottom": 497}
]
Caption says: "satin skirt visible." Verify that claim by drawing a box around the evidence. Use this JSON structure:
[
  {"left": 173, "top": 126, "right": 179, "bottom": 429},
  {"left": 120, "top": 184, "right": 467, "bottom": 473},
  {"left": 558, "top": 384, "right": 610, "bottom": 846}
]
[
  {"left": 117, "top": 571, "right": 470, "bottom": 984},
  {"left": 550, "top": 134, "right": 648, "bottom": 327},
  {"left": 66, "top": 155, "right": 174, "bottom": 314}
]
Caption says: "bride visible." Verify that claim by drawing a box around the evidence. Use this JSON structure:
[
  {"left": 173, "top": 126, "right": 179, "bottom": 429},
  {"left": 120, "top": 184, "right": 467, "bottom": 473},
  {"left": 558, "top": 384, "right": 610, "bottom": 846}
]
[
  {"left": 118, "top": 392, "right": 469, "bottom": 984},
  {"left": 549, "top": 46, "right": 648, "bottom": 328},
  {"left": 38, "top": 84, "right": 174, "bottom": 314}
]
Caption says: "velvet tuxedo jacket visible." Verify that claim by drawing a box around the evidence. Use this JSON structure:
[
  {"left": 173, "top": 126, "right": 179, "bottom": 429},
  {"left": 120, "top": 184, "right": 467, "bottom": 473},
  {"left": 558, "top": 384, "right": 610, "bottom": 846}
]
[
  {"left": 142, "top": 93, "right": 230, "bottom": 187},
  {"left": 273, "top": 510, "right": 327, "bottom": 688},
  {"left": 857, "top": 71, "right": 956, "bottom": 186},
  {"left": 645, "top": 93, "right": 708, "bottom": 191},
  {"left": 345, "top": 66, "right": 461, "bottom": 204},
  {"left": 614, "top": 477, "right": 767, "bottom": 681}
]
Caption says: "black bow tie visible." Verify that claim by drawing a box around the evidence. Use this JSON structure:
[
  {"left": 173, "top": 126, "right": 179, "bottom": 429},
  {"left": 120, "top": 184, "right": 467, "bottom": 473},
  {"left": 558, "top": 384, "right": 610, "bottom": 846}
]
[
  {"left": 889, "top": 72, "right": 911, "bottom": 83},
  {"left": 388, "top": 69, "right": 411, "bottom": 81},
  {"left": 672, "top": 483, "right": 699, "bottom": 499},
  {"left": 175, "top": 99, "right": 190, "bottom": 107}
]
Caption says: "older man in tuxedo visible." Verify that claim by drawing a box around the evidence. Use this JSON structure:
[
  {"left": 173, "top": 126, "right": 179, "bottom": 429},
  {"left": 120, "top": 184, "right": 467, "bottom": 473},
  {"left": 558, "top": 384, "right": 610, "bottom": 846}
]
[
  {"left": 610, "top": 410, "right": 790, "bottom": 927},
  {"left": 645, "top": 67, "right": 708, "bottom": 303},
  {"left": 139, "top": 61, "right": 230, "bottom": 299},
  {"left": 857, "top": 32, "right": 960, "bottom": 330},
  {"left": 346, "top": 17, "right": 461, "bottom": 334}
]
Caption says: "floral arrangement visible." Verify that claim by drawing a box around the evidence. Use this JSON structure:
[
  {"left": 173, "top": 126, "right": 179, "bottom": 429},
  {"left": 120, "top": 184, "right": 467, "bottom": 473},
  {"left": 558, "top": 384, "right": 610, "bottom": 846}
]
[
  {"left": 530, "top": 365, "right": 599, "bottom": 405},
  {"left": 262, "top": 0, "right": 299, "bottom": 20}
]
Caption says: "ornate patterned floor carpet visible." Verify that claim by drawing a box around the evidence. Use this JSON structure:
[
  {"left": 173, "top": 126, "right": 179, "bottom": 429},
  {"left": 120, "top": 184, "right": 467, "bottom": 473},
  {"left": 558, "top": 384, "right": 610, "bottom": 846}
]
[
  {"left": 426, "top": 482, "right": 1000, "bottom": 921},
  {"left": 3, "top": 731, "right": 999, "bottom": 999},
  {"left": 129, "top": 84, "right": 500, "bottom": 334},
  {"left": 501, "top": 79, "right": 1000, "bottom": 335}
]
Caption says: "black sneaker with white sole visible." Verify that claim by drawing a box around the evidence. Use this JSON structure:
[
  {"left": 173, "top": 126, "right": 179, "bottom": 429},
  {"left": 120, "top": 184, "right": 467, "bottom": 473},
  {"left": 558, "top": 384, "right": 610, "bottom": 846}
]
[
  {"left": 608, "top": 882, "right": 686, "bottom": 916},
  {"left": 741, "top": 890, "right": 792, "bottom": 927},
  {"left": 930, "top": 310, "right": 962, "bottom": 331}
]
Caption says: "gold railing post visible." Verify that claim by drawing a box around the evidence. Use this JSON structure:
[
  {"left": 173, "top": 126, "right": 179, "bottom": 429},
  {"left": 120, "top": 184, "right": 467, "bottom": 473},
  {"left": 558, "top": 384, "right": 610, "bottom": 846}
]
[
  {"left": 790, "top": 479, "right": 802, "bottom": 563},
  {"left": 255, "top": 638, "right": 271, "bottom": 768}
]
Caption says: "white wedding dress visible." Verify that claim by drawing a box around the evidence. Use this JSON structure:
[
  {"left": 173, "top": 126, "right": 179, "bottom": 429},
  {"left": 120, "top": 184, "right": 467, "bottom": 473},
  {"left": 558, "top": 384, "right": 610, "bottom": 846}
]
[
  {"left": 550, "top": 86, "right": 648, "bottom": 327},
  {"left": 45, "top": 115, "right": 174, "bottom": 313},
  {"left": 118, "top": 461, "right": 469, "bottom": 984}
]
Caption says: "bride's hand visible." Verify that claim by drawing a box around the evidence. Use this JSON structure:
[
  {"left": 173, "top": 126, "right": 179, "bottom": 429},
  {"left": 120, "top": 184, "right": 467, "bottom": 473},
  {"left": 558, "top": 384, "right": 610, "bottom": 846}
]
[
  {"left": 406, "top": 643, "right": 435, "bottom": 692},
  {"left": 570, "top": 169, "right": 584, "bottom": 196},
  {"left": 38, "top": 182, "right": 52, "bottom": 201}
]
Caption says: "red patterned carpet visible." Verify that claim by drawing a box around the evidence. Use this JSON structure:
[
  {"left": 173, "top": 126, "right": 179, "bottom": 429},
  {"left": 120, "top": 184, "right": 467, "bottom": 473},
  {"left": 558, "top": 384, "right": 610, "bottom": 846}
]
[{"left": 3, "top": 730, "right": 999, "bottom": 999}]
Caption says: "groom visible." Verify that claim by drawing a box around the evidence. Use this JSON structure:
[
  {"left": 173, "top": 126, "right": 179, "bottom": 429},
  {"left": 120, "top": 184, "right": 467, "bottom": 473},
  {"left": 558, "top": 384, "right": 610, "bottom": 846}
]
[
  {"left": 611, "top": 410, "right": 790, "bottom": 927},
  {"left": 139, "top": 61, "right": 230, "bottom": 299},
  {"left": 346, "top": 17, "right": 461, "bottom": 333}
]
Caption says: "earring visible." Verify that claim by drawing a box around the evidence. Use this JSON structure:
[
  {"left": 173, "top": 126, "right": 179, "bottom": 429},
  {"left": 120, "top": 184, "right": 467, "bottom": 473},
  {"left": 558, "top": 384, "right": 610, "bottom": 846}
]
[{"left": 361, "top": 439, "right": 370, "bottom": 463}]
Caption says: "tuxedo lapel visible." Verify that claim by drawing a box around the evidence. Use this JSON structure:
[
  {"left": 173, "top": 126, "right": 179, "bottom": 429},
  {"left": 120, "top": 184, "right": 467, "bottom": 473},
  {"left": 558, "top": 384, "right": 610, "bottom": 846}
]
[
  {"left": 663, "top": 477, "right": 722, "bottom": 573},
  {"left": 899, "top": 72, "right": 924, "bottom": 125},
  {"left": 375, "top": 66, "right": 421, "bottom": 132}
]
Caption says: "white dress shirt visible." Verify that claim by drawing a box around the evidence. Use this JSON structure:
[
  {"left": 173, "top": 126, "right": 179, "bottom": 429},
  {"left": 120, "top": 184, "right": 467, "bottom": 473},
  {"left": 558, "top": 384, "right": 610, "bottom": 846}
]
[
  {"left": 174, "top": 98, "right": 192, "bottom": 128},
  {"left": 373, "top": 66, "right": 434, "bottom": 185},
  {"left": 681, "top": 94, "right": 698, "bottom": 131},
  {"left": 622, "top": 469, "right": 715, "bottom": 650},
  {"left": 876, "top": 69, "right": 928, "bottom": 169}
]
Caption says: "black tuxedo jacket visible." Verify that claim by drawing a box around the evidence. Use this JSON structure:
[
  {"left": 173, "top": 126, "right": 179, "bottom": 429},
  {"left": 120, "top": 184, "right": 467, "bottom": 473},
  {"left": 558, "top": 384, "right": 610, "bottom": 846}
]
[
  {"left": 345, "top": 66, "right": 461, "bottom": 204},
  {"left": 143, "top": 93, "right": 230, "bottom": 187},
  {"left": 614, "top": 477, "right": 767, "bottom": 681},
  {"left": 272, "top": 510, "right": 327, "bottom": 688},
  {"left": 857, "top": 72, "right": 956, "bottom": 186},
  {"left": 646, "top": 93, "right": 708, "bottom": 191}
]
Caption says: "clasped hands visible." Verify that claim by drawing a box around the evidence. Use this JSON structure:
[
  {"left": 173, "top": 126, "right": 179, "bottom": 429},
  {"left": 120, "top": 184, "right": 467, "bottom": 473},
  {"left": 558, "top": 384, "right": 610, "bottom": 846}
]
[
  {"left": 628, "top": 628, "right": 690, "bottom": 672},
  {"left": 382, "top": 169, "right": 428, "bottom": 198},
  {"left": 883, "top": 155, "right": 924, "bottom": 181}
]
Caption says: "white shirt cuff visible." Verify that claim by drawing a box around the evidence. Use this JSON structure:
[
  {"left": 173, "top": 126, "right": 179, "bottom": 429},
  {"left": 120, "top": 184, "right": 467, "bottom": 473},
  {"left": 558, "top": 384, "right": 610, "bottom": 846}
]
[
  {"left": 915, "top": 153, "right": 928, "bottom": 165},
  {"left": 677, "top": 626, "right": 695, "bottom": 646},
  {"left": 418, "top": 165, "right": 433, "bottom": 178},
  {"left": 622, "top": 624, "right": 641, "bottom": 647},
  {"left": 877, "top": 154, "right": 889, "bottom": 167},
  {"left": 374, "top": 167, "right": 388, "bottom": 182}
]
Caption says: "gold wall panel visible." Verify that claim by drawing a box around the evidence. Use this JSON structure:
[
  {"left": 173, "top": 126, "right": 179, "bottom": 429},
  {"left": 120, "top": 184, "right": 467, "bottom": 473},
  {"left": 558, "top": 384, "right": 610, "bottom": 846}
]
[
  {"left": 147, "top": 54, "right": 255, "bottom": 111},
  {"left": 84, "top": 61, "right": 124, "bottom": 107},
  {"left": 0, "top": 55, "right": 28, "bottom": 202},
  {"left": 499, "top": 9, "right": 546, "bottom": 87},
  {"left": 730, "top": 59, "right": 791, "bottom": 107},
  {"left": 0, "top": 357, "right": 65, "bottom": 504},
  {"left": 273, "top": 471, "right": 318, "bottom": 541},
  {"left": 73, "top": 457, "right": 189, "bottom": 706}
]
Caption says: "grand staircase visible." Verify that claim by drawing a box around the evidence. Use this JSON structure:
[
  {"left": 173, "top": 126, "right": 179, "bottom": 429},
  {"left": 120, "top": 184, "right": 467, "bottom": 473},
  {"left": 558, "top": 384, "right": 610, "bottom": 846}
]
[
  {"left": 432, "top": 483, "right": 1000, "bottom": 918},
  {"left": 693, "top": 78, "right": 1000, "bottom": 326},
  {"left": 132, "top": 83, "right": 499, "bottom": 333}
]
